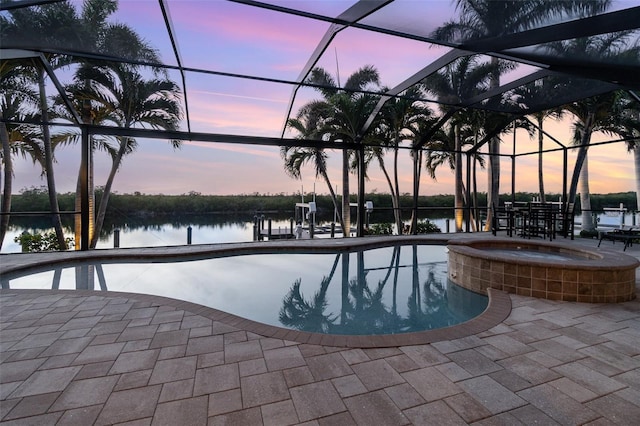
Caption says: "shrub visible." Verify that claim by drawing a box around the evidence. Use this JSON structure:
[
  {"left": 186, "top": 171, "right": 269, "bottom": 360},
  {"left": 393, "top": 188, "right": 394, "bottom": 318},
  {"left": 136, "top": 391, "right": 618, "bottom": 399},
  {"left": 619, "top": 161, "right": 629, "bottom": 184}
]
[
  {"left": 368, "top": 223, "right": 394, "bottom": 235},
  {"left": 415, "top": 219, "right": 441, "bottom": 234},
  {"left": 14, "top": 231, "right": 74, "bottom": 252}
]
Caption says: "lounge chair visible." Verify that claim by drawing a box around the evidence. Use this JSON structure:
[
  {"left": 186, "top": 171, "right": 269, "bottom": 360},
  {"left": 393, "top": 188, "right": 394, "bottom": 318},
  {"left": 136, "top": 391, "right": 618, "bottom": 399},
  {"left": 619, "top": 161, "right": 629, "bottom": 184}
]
[{"left": 598, "top": 227, "right": 639, "bottom": 251}]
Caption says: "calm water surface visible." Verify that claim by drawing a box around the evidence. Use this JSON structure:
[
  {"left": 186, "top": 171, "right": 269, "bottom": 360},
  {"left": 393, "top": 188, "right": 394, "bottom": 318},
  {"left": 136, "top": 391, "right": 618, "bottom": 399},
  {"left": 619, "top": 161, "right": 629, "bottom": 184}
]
[
  {"left": 5, "top": 218, "right": 440, "bottom": 253},
  {"left": 2, "top": 244, "right": 488, "bottom": 336}
]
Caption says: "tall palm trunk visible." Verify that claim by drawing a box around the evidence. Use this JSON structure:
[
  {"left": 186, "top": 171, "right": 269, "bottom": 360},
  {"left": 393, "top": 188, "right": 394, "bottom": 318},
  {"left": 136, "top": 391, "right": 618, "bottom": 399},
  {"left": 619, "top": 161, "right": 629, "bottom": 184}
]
[
  {"left": 472, "top": 156, "right": 479, "bottom": 231},
  {"left": 0, "top": 123, "right": 12, "bottom": 249},
  {"left": 38, "top": 68, "right": 67, "bottom": 250},
  {"left": 91, "top": 136, "right": 127, "bottom": 248},
  {"left": 568, "top": 113, "right": 595, "bottom": 212},
  {"left": 415, "top": 151, "right": 422, "bottom": 195},
  {"left": 485, "top": 58, "right": 501, "bottom": 231},
  {"left": 341, "top": 149, "right": 351, "bottom": 237},
  {"left": 579, "top": 154, "right": 595, "bottom": 232},
  {"left": 472, "top": 132, "right": 480, "bottom": 232},
  {"left": 408, "top": 150, "right": 423, "bottom": 234},
  {"left": 319, "top": 168, "right": 346, "bottom": 235},
  {"left": 76, "top": 82, "right": 95, "bottom": 250},
  {"left": 537, "top": 114, "right": 546, "bottom": 203},
  {"left": 376, "top": 155, "right": 400, "bottom": 234},
  {"left": 392, "top": 134, "right": 402, "bottom": 234},
  {"left": 74, "top": 152, "right": 94, "bottom": 250},
  {"left": 454, "top": 125, "right": 464, "bottom": 232}
]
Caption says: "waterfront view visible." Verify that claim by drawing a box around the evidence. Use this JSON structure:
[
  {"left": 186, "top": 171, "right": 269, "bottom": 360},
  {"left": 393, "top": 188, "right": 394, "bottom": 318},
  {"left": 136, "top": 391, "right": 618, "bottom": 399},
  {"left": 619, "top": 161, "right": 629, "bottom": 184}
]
[
  {"left": 3, "top": 212, "right": 637, "bottom": 254},
  {"left": 1, "top": 215, "right": 452, "bottom": 253}
]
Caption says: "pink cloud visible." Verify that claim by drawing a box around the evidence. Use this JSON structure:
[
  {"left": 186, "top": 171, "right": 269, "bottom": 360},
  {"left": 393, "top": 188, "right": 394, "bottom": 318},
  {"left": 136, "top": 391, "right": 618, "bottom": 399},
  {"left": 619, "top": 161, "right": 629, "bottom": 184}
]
[
  {"left": 188, "top": 98, "right": 286, "bottom": 136},
  {"left": 185, "top": 142, "right": 281, "bottom": 160},
  {"left": 167, "top": 1, "right": 328, "bottom": 49}
]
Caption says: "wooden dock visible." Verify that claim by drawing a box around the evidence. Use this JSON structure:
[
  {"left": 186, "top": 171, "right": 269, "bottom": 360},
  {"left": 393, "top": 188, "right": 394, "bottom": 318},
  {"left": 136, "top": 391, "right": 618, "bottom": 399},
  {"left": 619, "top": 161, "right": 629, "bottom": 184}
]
[
  {"left": 258, "top": 228, "right": 294, "bottom": 240},
  {"left": 253, "top": 217, "right": 345, "bottom": 241}
]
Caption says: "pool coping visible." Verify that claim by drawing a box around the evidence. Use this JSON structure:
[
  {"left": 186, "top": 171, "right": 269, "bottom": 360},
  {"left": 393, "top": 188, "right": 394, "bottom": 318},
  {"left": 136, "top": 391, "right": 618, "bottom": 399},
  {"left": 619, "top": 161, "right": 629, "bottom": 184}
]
[{"left": 1, "top": 235, "right": 512, "bottom": 348}]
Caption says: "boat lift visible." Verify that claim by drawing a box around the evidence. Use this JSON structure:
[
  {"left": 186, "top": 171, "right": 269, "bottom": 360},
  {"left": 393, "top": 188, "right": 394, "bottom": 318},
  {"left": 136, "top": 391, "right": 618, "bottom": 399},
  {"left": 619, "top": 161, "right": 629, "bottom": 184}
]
[
  {"left": 295, "top": 200, "right": 317, "bottom": 237},
  {"left": 350, "top": 201, "right": 374, "bottom": 229}
]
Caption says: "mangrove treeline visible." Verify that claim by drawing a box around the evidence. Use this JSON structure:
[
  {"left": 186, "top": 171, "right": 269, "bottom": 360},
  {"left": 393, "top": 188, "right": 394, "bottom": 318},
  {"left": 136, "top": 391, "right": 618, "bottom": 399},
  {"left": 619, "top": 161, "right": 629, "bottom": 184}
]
[{"left": 9, "top": 187, "right": 636, "bottom": 226}]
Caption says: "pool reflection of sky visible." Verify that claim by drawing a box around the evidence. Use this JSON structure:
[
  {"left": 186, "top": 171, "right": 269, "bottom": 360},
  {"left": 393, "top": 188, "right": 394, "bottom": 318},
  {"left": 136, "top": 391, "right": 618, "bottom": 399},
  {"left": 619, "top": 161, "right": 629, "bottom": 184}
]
[{"left": 5, "top": 245, "right": 487, "bottom": 335}]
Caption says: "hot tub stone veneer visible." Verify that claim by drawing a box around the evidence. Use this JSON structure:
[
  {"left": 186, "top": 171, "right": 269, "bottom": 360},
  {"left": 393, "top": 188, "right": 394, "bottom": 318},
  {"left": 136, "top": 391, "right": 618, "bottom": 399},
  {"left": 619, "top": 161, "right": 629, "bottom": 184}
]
[{"left": 448, "top": 238, "right": 638, "bottom": 303}]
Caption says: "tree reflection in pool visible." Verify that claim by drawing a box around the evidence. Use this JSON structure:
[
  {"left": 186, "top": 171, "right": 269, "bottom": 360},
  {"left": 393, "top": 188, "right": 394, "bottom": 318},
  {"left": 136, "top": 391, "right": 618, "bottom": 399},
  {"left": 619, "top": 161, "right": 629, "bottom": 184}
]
[{"left": 3, "top": 244, "right": 487, "bottom": 336}]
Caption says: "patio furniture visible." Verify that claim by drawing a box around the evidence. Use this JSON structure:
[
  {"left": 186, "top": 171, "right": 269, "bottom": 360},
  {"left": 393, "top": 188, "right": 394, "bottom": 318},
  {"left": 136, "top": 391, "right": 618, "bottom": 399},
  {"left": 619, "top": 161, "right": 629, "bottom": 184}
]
[
  {"left": 491, "top": 203, "right": 513, "bottom": 236},
  {"left": 527, "top": 203, "right": 556, "bottom": 240},
  {"left": 512, "top": 204, "right": 530, "bottom": 238},
  {"left": 598, "top": 227, "right": 640, "bottom": 251},
  {"left": 553, "top": 202, "right": 576, "bottom": 240}
]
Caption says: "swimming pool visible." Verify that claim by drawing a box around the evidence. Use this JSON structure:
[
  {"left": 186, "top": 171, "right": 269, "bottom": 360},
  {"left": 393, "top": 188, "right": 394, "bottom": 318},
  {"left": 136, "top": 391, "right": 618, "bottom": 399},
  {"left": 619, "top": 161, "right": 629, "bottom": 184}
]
[{"left": 2, "top": 244, "right": 487, "bottom": 336}]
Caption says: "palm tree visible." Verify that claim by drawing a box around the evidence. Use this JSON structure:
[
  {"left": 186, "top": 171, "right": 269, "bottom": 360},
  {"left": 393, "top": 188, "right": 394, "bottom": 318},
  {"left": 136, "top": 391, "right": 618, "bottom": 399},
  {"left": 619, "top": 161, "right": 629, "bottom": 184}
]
[
  {"left": 546, "top": 32, "right": 639, "bottom": 232},
  {"left": 0, "top": 117, "right": 11, "bottom": 249},
  {"left": 377, "top": 87, "right": 435, "bottom": 234},
  {"left": 52, "top": 77, "right": 119, "bottom": 249},
  {"left": 1, "top": 62, "right": 68, "bottom": 249},
  {"left": 72, "top": 0, "right": 162, "bottom": 250},
  {"left": 282, "top": 100, "right": 346, "bottom": 233},
  {"left": 565, "top": 99, "right": 606, "bottom": 232},
  {"left": 2, "top": 0, "right": 165, "bottom": 250},
  {"left": 422, "top": 55, "right": 495, "bottom": 231},
  {"left": 404, "top": 113, "right": 447, "bottom": 233},
  {"left": 72, "top": 64, "right": 182, "bottom": 248},
  {"left": 302, "top": 66, "right": 382, "bottom": 236},
  {"left": 617, "top": 102, "right": 640, "bottom": 211},
  {"left": 421, "top": 121, "right": 477, "bottom": 230},
  {"left": 330, "top": 91, "right": 384, "bottom": 236},
  {"left": 513, "top": 79, "right": 565, "bottom": 203},
  {"left": 0, "top": 2, "right": 88, "bottom": 249},
  {"left": 1, "top": 63, "right": 38, "bottom": 248},
  {"left": 432, "top": 0, "right": 611, "bottom": 229}
]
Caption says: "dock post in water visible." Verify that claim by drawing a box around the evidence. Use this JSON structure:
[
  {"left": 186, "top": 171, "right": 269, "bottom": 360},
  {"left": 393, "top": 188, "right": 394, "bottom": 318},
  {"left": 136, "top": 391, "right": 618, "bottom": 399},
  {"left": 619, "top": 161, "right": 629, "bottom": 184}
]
[
  {"left": 187, "top": 226, "right": 192, "bottom": 245},
  {"left": 331, "top": 222, "right": 335, "bottom": 238},
  {"left": 114, "top": 229, "right": 120, "bottom": 248},
  {"left": 267, "top": 219, "right": 272, "bottom": 240},
  {"left": 253, "top": 216, "right": 258, "bottom": 241}
]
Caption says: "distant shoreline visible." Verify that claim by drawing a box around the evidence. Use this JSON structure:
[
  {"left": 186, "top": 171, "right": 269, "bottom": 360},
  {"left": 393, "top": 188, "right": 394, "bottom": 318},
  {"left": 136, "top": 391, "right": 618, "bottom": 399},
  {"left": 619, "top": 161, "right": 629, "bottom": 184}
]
[{"left": 9, "top": 191, "right": 636, "bottom": 214}]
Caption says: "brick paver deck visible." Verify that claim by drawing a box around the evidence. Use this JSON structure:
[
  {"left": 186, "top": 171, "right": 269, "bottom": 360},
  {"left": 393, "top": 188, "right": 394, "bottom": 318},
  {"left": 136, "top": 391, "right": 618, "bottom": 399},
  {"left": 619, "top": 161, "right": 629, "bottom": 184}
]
[{"left": 1, "top": 235, "right": 639, "bottom": 425}]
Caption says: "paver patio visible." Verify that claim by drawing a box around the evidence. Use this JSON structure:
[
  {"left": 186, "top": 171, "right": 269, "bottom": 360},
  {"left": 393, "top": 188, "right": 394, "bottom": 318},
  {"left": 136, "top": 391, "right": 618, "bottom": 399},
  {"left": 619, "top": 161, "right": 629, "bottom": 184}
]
[{"left": 1, "top": 235, "right": 639, "bottom": 425}]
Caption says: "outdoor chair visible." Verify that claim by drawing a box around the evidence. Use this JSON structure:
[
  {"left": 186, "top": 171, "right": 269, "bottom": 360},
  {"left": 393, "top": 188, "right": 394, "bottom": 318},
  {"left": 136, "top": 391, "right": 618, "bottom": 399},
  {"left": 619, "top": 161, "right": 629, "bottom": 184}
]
[
  {"left": 598, "top": 227, "right": 640, "bottom": 251},
  {"left": 554, "top": 202, "right": 576, "bottom": 240},
  {"left": 491, "top": 203, "right": 513, "bottom": 236},
  {"left": 527, "top": 203, "right": 555, "bottom": 240}
]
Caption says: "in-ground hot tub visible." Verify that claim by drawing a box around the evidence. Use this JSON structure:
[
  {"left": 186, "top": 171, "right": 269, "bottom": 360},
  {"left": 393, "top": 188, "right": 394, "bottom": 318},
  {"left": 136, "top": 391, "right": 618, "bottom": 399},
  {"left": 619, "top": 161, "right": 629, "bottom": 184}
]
[{"left": 448, "top": 238, "right": 638, "bottom": 303}]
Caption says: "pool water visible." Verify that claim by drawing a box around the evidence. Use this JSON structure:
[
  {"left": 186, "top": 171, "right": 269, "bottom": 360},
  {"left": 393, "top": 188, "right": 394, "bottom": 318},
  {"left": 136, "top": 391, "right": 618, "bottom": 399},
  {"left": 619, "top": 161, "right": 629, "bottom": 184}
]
[
  {"left": 485, "top": 248, "right": 587, "bottom": 261},
  {"left": 2, "top": 245, "right": 487, "bottom": 336}
]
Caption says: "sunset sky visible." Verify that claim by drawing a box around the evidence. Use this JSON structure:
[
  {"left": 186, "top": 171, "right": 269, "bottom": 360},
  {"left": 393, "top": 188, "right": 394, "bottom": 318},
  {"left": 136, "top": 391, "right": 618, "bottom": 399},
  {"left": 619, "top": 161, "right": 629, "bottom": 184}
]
[{"left": 9, "top": 0, "right": 637, "bottom": 197}]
